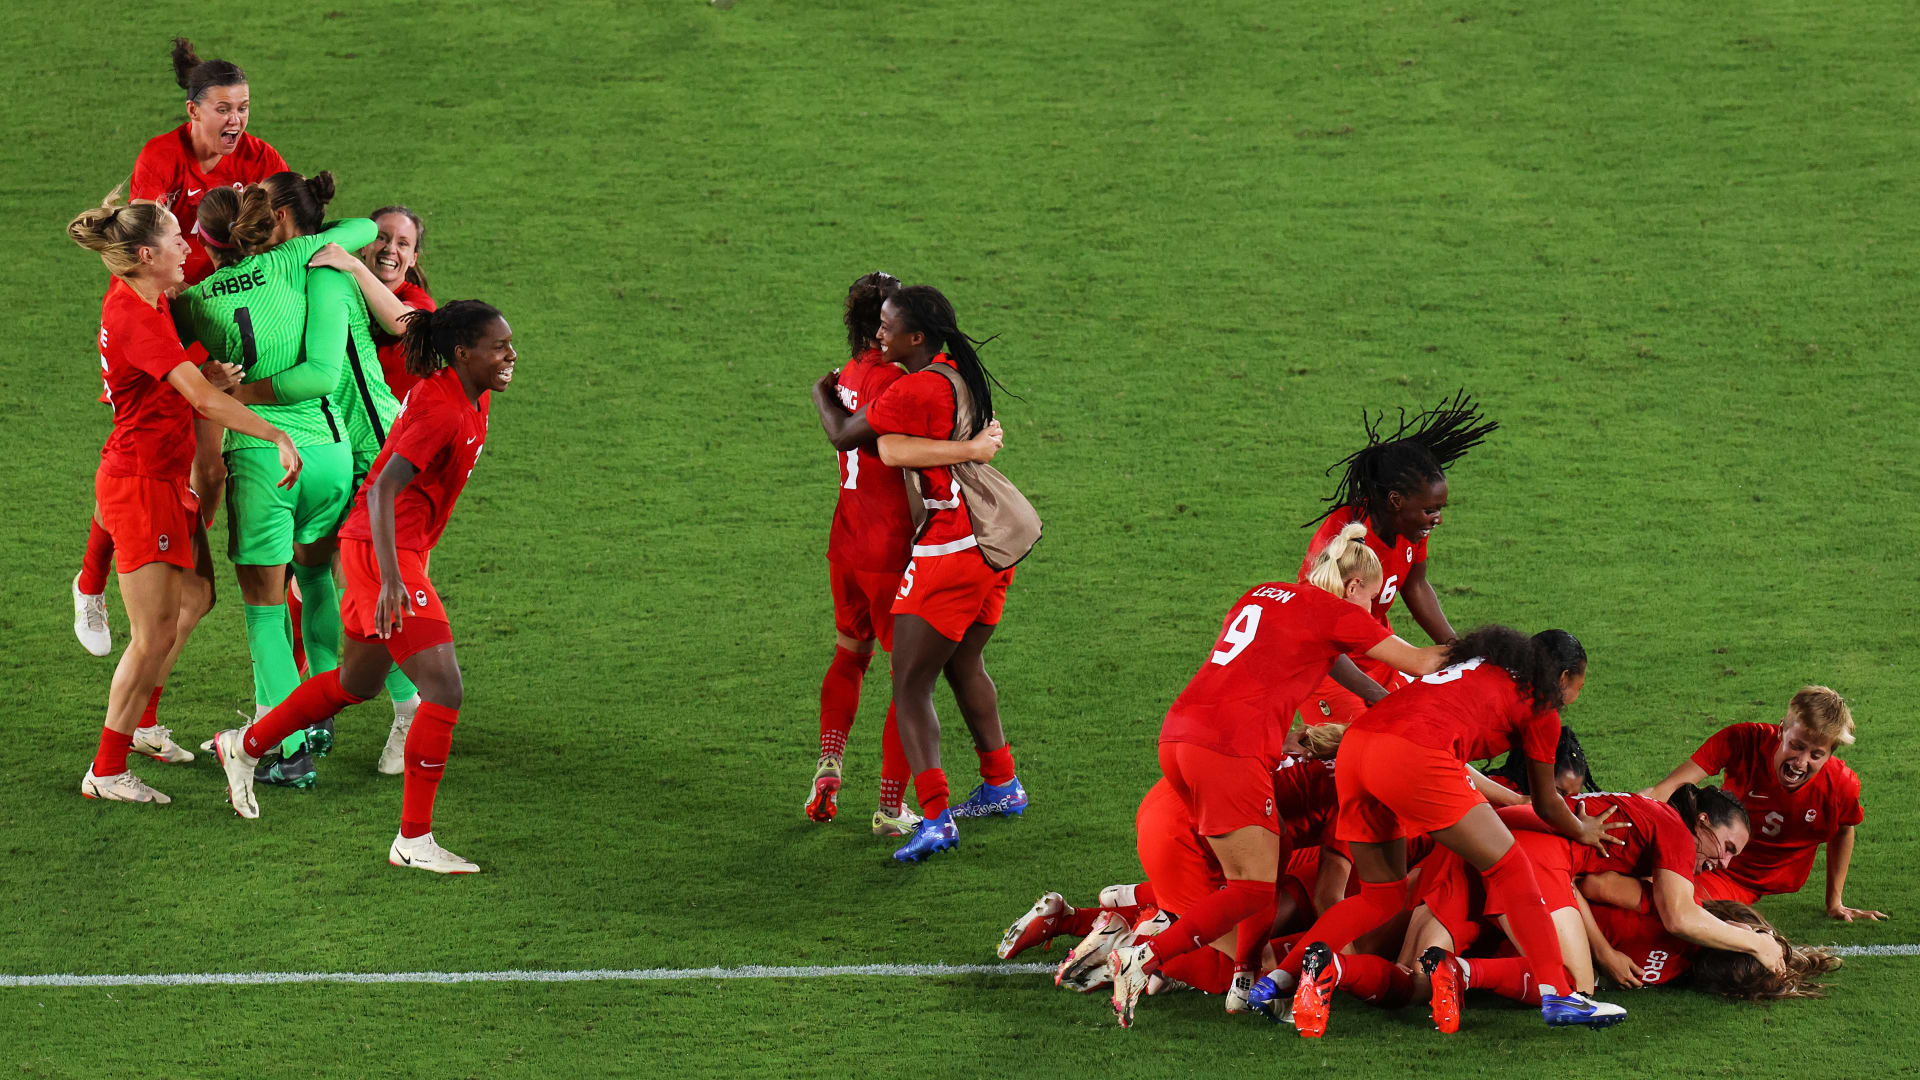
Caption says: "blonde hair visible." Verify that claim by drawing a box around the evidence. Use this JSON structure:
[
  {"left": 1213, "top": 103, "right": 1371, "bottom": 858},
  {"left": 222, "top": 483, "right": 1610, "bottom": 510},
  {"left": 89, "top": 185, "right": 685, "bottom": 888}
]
[
  {"left": 1785, "top": 685, "right": 1854, "bottom": 747},
  {"left": 1298, "top": 722, "right": 1348, "bottom": 760},
  {"left": 1306, "top": 522, "right": 1383, "bottom": 597},
  {"left": 67, "top": 186, "right": 172, "bottom": 277}
]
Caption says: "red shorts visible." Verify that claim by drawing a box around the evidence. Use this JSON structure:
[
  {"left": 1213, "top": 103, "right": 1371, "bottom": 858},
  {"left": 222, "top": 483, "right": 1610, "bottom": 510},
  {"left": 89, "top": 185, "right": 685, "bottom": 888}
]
[
  {"left": 96, "top": 469, "right": 201, "bottom": 573},
  {"left": 891, "top": 548, "right": 1012, "bottom": 642},
  {"left": 1301, "top": 665, "right": 1409, "bottom": 726},
  {"left": 1335, "top": 729, "right": 1487, "bottom": 844},
  {"left": 1509, "top": 829, "right": 1577, "bottom": 913},
  {"left": 339, "top": 537, "right": 454, "bottom": 662},
  {"left": 1413, "top": 847, "right": 1491, "bottom": 953},
  {"left": 1158, "top": 740, "right": 1279, "bottom": 838},
  {"left": 829, "top": 562, "right": 902, "bottom": 651},
  {"left": 1135, "top": 778, "right": 1222, "bottom": 918},
  {"left": 1692, "top": 870, "right": 1761, "bottom": 905}
]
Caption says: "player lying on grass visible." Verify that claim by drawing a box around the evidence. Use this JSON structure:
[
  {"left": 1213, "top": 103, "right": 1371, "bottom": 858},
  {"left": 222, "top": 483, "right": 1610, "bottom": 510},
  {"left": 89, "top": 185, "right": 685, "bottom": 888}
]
[
  {"left": 1106, "top": 526, "right": 1451, "bottom": 1027},
  {"left": 68, "top": 188, "right": 301, "bottom": 804},
  {"left": 1576, "top": 874, "right": 1843, "bottom": 998},
  {"left": 807, "top": 272, "right": 1004, "bottom": 835},
  {"left": 214, "top": 300, "right": 515, "bottom": 874},
  {"left": 1298, "top": 391, "right": 1497, "bottom": 725},
  {"left": 1640, "top": 686, "right": 1882, "bottom": 921}
]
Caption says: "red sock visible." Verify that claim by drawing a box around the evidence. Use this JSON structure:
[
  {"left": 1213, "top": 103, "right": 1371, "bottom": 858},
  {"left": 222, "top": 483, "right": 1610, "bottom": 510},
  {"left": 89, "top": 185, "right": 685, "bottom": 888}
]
[
  {"left": 818, "top": 646, "right": 871, "bottom": 757},
  {"left": 1158, "top": 946, "right": 1234, "bottom": 995},
  {"left": 1234, "top": 892, "right": 1279, "bottom": 968},
  {"left": 877, "top": 702, "right": 909, "bottom": 812},
  {"left": 913, "top": 768, "right": 949, "bottom": 818},
  {"left": 78, "top": 520, "right": 113, "bottom": 595},
  {"left": 976, "top": 742, "right": 1015, "bottom": 785},
  {"left": 1268, "top": 931, "right": 1307, "bottom": 966},
  {"left": 1278, "top": 877, "right": 1410, "bottom": 979},
  {"left": 288, "top": 584, "right": 308, "bottom": 679},
  {"left": 92, "top": 725, "right": 133, "bottom": 777},
  {"left": 1464, "top": 956, "right": 1543, "bottom": 1005},
  {"left": 1133, "top": 881, "right": 1158, "bottom": 909},
  {"left": 1480, "top": 846, "right": 1573, "bottom": 995},
  {"left": 137, "top": 686, "right": 163, "bottom": 729},
  {"left": 1335, "top": 953, "right": 1415, "bottom": 1007},
  {"left": 1063, "top": 907, "right": 1103, "bottom": 937},
  {"left": 243, "top": 670, "right": 365, "bottom": 758},
  {"left": 400, "top": 702, "right": 458, "bottom": 838},
  {"left": 1149, "top": 878, "right": 1272, "bottom": 966}
]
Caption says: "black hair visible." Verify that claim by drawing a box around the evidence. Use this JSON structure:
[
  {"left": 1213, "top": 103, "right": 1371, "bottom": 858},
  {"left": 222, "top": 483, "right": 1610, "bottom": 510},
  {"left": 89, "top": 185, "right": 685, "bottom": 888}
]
[
  {"left": 1488, "top": 725, "right": 1599, "bottom": 794},
  {"left": 844, "top": 271, "right": 899, "bottom": 356},
  {"left": 228, "top": 171, "right": 335, "bottom": 254},
  {"left": 171, "top": 38, "right": 247, "bottom": 103},
  {"left": 400, "top": 300, "right": 505, "bottom": 379},
  {"left": 889, "top": 284, "right": 1007, "bottom": 438},
  {"left": 1446, "top": 626, "right": 1587, "bottom": 714},
  {"left": 1308, "top": 388, "right": 1497, "bottom": 531},
  {"left": 369, "top": 205, "right": 431, "bottom": 295},
  {"left": 1668, "top": 783, "right": 1750, "bottom": 832}
]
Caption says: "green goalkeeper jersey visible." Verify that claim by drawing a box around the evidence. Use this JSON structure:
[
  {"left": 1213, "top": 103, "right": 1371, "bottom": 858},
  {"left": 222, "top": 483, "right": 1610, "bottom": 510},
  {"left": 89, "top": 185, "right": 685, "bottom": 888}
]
[
  {"left": 181, "top": 217, "right": 377, "bottom": 451},
  {"left": 305, "top": 264, "right": 401, "bottom": 459}
]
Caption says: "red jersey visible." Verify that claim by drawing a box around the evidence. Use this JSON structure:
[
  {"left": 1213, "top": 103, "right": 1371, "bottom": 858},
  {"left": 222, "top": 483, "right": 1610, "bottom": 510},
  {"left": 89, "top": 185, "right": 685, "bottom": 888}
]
[
  {"left": 863, "top": 354, "right": 977, "bottom": 556},
  {"left": 1352, "top": 659, "right": 1560, "bottom": 765},
  {"left": 374, "top": 281, "right": 438, "bottom": 399},
  {"left": 1589, "top": 896, "right": 1694, "bottom": 986},
  {"left": 826, "top": 350, "right": 913, "bottom": 572},
  {"left": 337, "top": 368, "right": 488, "bottom": 552},
  {"left": 1161, "top": 585, "right": 1389, "bottom": 767},
  {"left": 1298, "top": 506, "right": 1427, "bottom": 627},
  {"left": 1691, "top": 722, "right": 1865, "bottom": 896},
  {"left": 97, "top": 278, "right": 194, "bottom": 481},
  {"left": 1504, "top": 792, "right": 1697, "bottom": 881},
  {"left": 129, "top": 124, "right": 288, "bottom": 286},
  {"left": 1273, "top": 756, "right": 1343, "bottom": 855}
]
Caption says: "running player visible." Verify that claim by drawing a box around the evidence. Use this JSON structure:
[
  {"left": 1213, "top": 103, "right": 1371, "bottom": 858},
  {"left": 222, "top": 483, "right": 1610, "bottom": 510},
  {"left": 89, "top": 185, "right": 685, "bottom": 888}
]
[
  {"left": 358, "top": 206, "right": 438, "bottom": 399},
  {"left": 1105, "top": 524, "right": 1451, "bottom": 1028},
  {"left": 68, "top": 189, "right": 301, "bottom": 802},
  {"left": 1298, "top": 391, "right": 1496, "bottom": 724},
  {"left": 181, "top": 173, "right": 375, "bottom": 787},
  {"left": 72, "top": 38, "right": 290, "bottom": 656},
  {"left": 213, "top": 301, "right": 515, "bottom": 873},
  {"left": 806, "top": 273, "right": 1003, "bottom": 834},
  {"left": 1271, "top": 627, "right": 1630, "bottom": 1035},
  {"left": 1640, "top": 686, "right": 1880, "bottom": 920}
]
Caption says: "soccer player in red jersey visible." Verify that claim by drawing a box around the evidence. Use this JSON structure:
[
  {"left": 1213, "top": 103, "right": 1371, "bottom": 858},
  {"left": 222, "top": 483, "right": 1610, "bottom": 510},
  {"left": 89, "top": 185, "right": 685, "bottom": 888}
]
[
  {"left": 358, "top": 206, "right": 438, "bottom": 399},
  {"left": 67, "top": 190, "right": 302, "bottom": 804},
  {"left": 1297, "top": 391, "right": 1497, "bottom": 725},
  {"left": 1263, "top": 626, "right": 1633, "bottom": 1035},
  {"left": 807, "top": 274, "right": 1003, "bottom": 834},
  {"left": 212, "top": 302, "right": 515, "bottom": 874},
  {"left": 1641, "top": 686, "right": 1881, "bottom": 920},
  {"left": 1578, "top": 876, "right": 1841, "bottom": 999},
  {"left": 1105, "top": 525, "right": 1451, "bottom": 1028}
]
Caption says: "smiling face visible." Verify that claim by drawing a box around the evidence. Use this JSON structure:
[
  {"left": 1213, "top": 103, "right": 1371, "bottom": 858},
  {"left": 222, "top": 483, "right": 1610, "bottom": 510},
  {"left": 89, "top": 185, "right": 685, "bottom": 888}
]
[
  {"left": 135, "top": 211, "right": 191, "bottom": 294},
  {"left": 453, "top": 317, "right": 517, "bottom": 395},
  {"left": 875, "top": 298, "right": 927, "bottom": 363},
  {"left": 360, "top": 212, "right": 420, "bottom": 288},
  {"left": 1693, "top": 814, "right": 1750, "bottom": 874},
  {"left": 186, "top": 83, "right": 250, "bottom": 161},
  {"left": 1384, "top": 476, "right": 1448, "bottom": 543},
  {"left": 1771, "top": 722, "right": 1836, "bottom": 791}
]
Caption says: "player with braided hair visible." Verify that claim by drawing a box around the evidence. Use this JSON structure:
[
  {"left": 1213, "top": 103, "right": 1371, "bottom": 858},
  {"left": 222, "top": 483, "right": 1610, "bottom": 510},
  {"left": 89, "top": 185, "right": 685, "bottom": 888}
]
[
  {"left": 1298, "top": 390, "right": 1497, "bottom": 725},
  {"left": 214, "top": 301, "right": 515, "bottom": 874}
]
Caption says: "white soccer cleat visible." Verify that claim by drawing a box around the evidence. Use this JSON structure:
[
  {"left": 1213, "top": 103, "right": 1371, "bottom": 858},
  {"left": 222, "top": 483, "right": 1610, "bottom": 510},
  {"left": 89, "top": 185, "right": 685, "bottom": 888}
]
[
  {"left": 998, "top": 891, "right": 1071, "bottom": 959},
  {"left": 1225, "top": 969, "right": 1258, "bottom": 1013},
  {"left": 73, "top": 574, "right": 111, "bottom": 656},
  {"left": 1108, "top": 942, "right": 1158, "bottom": 1029},
  {"left": 80, "top": 766, "right": 170, "bottom": 804},
  {"left": 389, "top": 831, "right": 480, "bottom": 874},
  {"left": 378, "top": 696, "right": 419, "bottom": 776},
  {"left": 131, "top": 724, "right": 194, "bottom": 764},
  {"left": 871, "top": 805, "right": 923, "bottom": 838},
  {"left": 212, "top": 729, "right": 260, "bottom": 819},
  {"left": 1055, "top": 910, "right": 1129, "bottom": 991}
]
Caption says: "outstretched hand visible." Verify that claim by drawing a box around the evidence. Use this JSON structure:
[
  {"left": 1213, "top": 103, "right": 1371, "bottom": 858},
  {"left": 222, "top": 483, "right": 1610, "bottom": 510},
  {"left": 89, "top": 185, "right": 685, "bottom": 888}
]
[
  {"left": 1828, "top": 904, "right": 1888, "bottom": 922},
  {"left": 1573, "top": 804, "right": 1631, "bottom": 850}
]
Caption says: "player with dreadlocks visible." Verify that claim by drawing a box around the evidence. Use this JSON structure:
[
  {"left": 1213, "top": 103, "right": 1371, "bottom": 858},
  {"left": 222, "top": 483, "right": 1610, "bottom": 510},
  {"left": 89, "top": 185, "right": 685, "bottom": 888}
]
[{"left": 1297, "top": 390, "right": 1497, "bottom": 726}]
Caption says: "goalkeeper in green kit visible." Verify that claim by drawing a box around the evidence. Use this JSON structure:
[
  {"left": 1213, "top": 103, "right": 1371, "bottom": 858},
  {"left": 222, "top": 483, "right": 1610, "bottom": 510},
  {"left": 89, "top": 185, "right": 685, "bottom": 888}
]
[{"left": 181, "top": 171, "right": 371, "bottom": 787}]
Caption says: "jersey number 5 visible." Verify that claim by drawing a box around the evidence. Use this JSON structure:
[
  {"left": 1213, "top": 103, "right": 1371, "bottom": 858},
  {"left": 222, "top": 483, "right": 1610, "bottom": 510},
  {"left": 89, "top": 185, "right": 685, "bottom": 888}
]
[{"left": 1209, "top": 604, "right": 1263, "bottom": 666}]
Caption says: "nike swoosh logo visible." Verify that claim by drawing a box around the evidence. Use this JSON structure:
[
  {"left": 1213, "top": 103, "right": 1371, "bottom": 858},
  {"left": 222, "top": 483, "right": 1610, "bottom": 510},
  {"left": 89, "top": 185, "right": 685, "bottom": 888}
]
[
  {"left": 398, "top": 851, "right": 413, "bottom": 865},
  {"left": 188, "top": 188, "right": 202, "bottom": 197},
  {"left": 1745, "top": 794, "right": 1768, "bottom": 800},
  {"left": 466, "top": 437, "right": 477, "bottom": 445},
  {"left": 418, "top": 761, "right": 445, "bottom": 770}
]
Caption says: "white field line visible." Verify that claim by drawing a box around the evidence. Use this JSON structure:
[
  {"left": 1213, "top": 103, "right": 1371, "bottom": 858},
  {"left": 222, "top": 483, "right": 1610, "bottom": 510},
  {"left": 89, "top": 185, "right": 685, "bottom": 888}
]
[{"left": 0, "top": 946, "right": 1912, "bottom": 989}]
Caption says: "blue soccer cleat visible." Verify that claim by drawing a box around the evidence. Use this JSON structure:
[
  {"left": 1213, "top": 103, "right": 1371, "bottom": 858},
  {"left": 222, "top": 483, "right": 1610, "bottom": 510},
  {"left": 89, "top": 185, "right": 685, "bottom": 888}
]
[
  {"left": 1246, "top": 971, "right": 1293, "bottom": 1025},
  {"left": 952, "top": 776, "right": 1029, "bottom": 819},
  {"left": 891, "top": 810, "right": 958, "bottom": 863},
  {"left": 1540, "top": 990, "right": 1628, "bottom": 1028}
]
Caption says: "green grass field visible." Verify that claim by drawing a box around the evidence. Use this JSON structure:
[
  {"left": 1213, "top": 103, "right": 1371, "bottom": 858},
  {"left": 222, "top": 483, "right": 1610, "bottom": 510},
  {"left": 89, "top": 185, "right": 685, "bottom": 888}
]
[{"left": 4, "top": 1, "right": 1918, "bottom": 1076}]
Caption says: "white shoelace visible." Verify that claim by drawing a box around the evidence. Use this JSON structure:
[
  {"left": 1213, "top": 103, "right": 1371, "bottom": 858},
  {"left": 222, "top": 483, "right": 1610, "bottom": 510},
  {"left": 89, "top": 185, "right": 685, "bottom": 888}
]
[{"left": 81, "top": 597, "right": 107, "bottom": 632}]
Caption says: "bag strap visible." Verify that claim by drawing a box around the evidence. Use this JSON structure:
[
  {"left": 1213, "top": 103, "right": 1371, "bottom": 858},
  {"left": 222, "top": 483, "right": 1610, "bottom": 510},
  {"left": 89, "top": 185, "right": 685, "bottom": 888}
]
[{"left": 929, "top": 362, "right": 974, "bottom": 440}]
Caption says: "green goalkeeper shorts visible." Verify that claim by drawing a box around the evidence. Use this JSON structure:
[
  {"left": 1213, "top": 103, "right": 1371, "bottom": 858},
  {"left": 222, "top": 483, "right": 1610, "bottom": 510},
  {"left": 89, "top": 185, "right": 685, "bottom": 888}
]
[{"left": 225, "top": 441, "right": 354, "bottom": 566}]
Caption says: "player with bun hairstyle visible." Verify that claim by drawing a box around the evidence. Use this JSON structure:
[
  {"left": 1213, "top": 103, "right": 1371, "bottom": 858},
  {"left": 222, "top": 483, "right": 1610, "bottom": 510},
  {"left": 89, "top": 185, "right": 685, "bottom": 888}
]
[
  {"left": 1298, "top": 391, "right": 1496, "bottom": 724},
  {"left": 181, "top": 173, "right": 375, "bottom": 787},
  {"left": 68, "top": 188, "right": 301, "bottom": 802},
  {"left": 1251, "top": 626, "right": 1632, "bottom": 1036},
  {"left": 357, "top": 206, "right": 438, "bottom": 399},
  {"left": 1104, "top": 524, "right": 1451, "bottom": 1028},
  {"left": 1640, "top": 685, "right": 1880, "bottom": 920},
  {"left": 213, "top": 301, "right": 516, "bottom": 874},
  {"left": 806, "top": 273, "right": 1005, "bottom": 834}
]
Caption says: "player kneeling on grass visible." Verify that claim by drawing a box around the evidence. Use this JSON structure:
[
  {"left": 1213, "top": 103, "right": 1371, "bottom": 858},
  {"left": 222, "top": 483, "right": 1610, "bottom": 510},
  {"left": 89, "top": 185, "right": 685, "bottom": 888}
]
[
  {"left": 213, "top": 301, "right": 514, "bottom": 874},
  {"left": 1640, "top": 686, "right": 1882, "bottom": 921}
]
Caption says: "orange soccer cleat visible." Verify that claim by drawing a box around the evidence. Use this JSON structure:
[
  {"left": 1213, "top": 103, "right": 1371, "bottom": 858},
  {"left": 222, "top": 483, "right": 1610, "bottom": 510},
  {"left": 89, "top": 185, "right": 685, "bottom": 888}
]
[{"left": 1420, "top": 946, "right": 1463, "bottom": 1034}]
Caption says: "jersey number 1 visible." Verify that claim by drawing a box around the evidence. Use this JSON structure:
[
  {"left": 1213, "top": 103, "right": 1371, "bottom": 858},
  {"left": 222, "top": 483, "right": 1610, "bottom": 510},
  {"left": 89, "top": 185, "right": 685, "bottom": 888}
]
[{"left": 841, "top": 449, "right": 859, "bottom": 490}]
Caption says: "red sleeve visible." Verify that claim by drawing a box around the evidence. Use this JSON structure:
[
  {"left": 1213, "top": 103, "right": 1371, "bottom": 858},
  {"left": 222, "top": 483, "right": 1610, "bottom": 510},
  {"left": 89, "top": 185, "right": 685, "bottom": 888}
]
[
  {"left": 260, "top": 141, "right": 289, "bottom": 174},
  {"left": 1835, "top": 772, "right": 1865, "bottom": 828},
  {"left": 1299, "top": 514, "right": 1343, "bottom": 581},
  {"left": 1330, "top": 602, "right": 1393, "bottom": 654},
  {"left": 1651, "top": 811, "right": 1697, "bottom": 880},
  {"left": 865, "top": 370, "right": 952, "bottom": 439},
  {"left": 129, "top": 140, "right": 173, "bottom": 203},
  {"left": 1518, "top": 708, "right": 1562, "bottom": 764},
  {"left": 123, "top": 311, "right": 188, "bottom": 381},
  {"left": 1688, "top": 723, "right": 1741, "bottom": 775},
  {"left": 386, "top": 394, "right": 456, "bottom": 471}
]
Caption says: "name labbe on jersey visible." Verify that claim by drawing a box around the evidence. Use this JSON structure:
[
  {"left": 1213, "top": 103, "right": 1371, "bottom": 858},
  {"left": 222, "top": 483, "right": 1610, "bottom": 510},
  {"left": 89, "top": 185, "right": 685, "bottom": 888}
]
[{"left": 204, "top": 267, "right": 268, "bottom": 298}]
